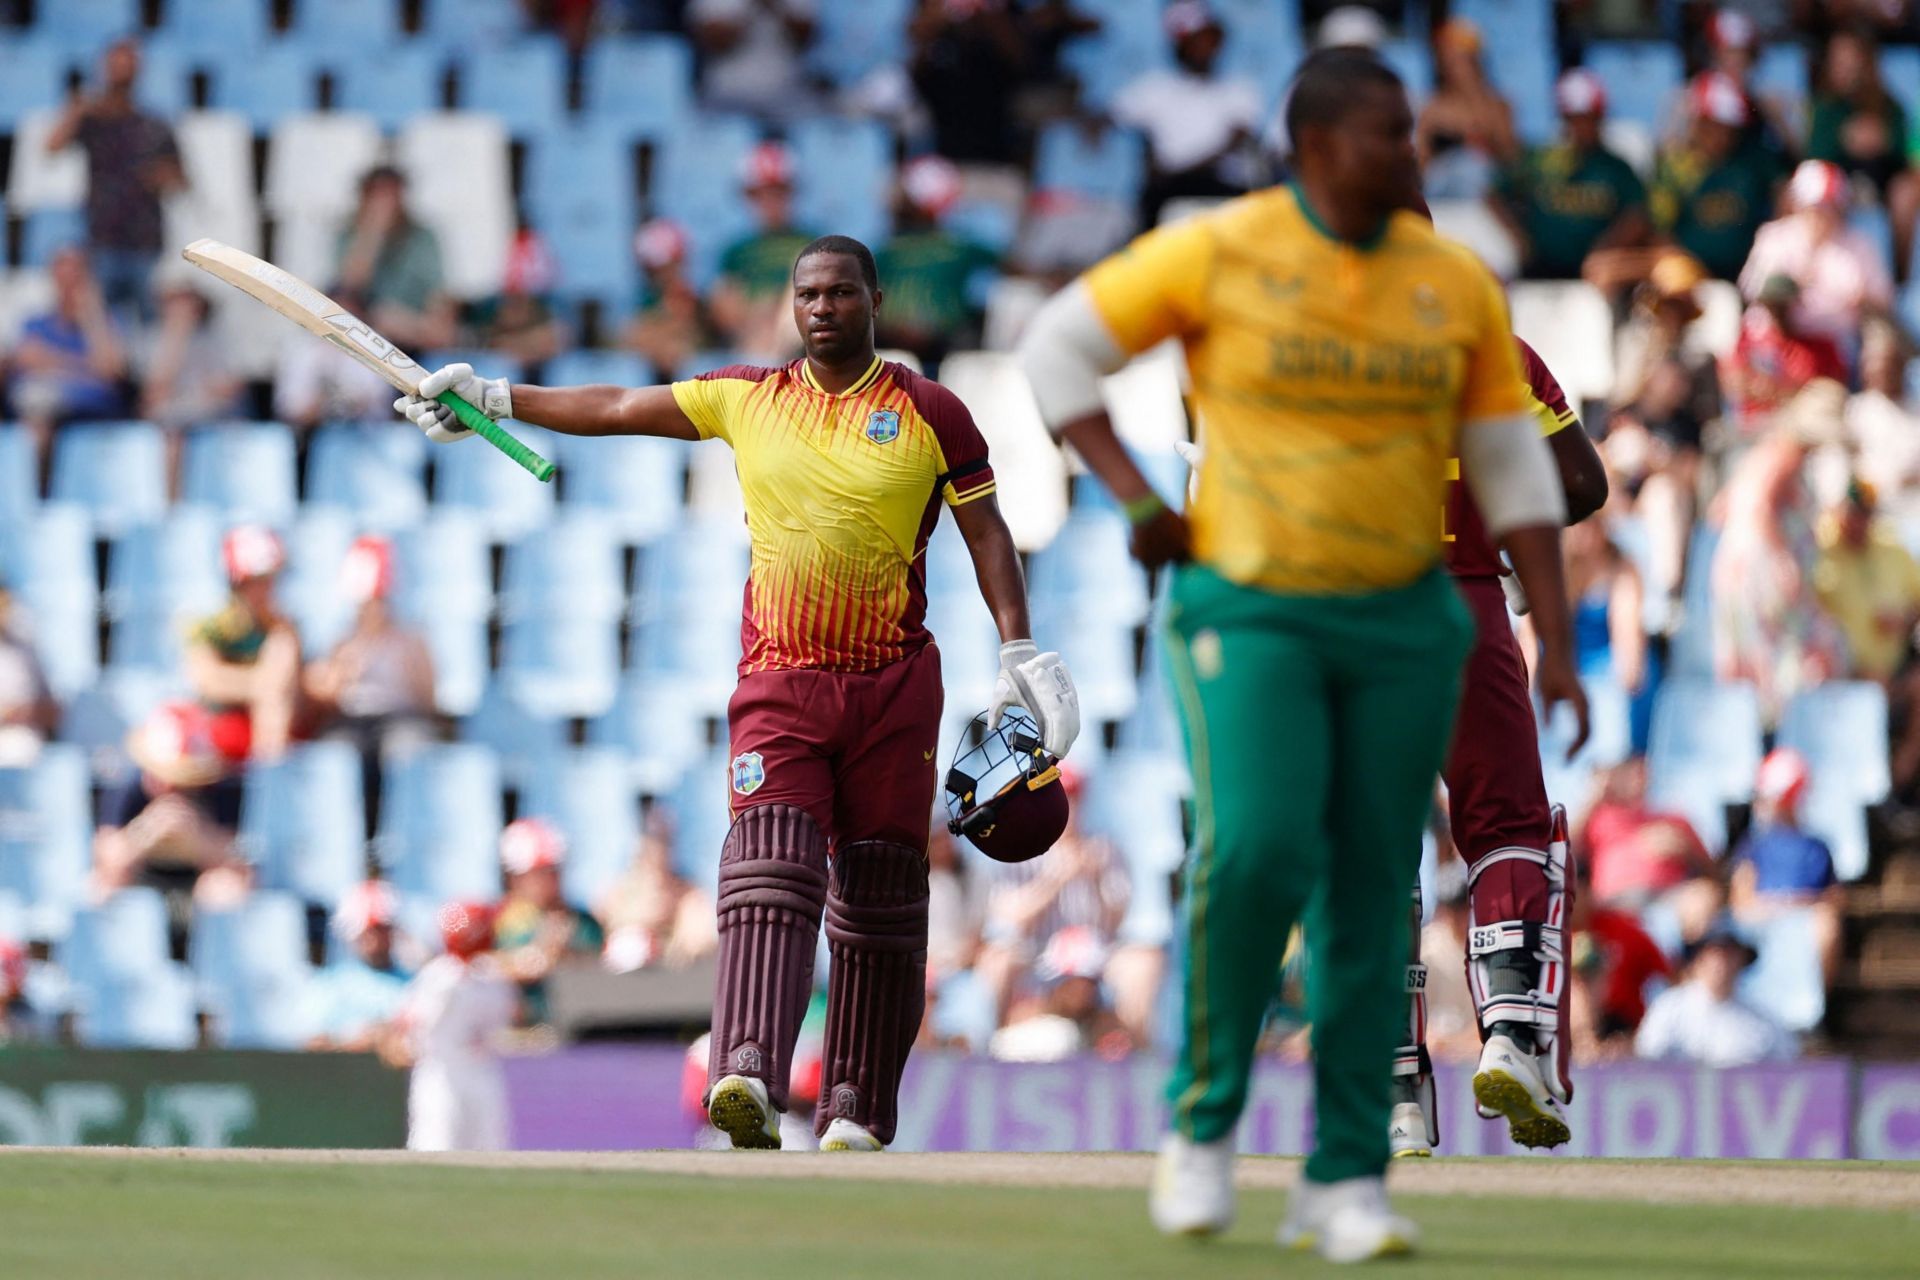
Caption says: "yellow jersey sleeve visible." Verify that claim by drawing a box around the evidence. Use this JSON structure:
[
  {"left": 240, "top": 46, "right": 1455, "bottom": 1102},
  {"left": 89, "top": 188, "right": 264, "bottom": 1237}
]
[
  {"left": 670, "top": 371, "right": 756, "bottom": 443},
  {"left": 1081, "top": 216, "right": 1215, "bottom": 357},
  {"left": 1458, "top": 269, "right": 1531, "bottom": 424}
]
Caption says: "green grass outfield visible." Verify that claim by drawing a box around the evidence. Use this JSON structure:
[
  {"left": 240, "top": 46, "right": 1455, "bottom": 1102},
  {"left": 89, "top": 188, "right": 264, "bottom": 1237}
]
[{"left": 0, "top": 1152, "right": 1915, "bottom": 1279}]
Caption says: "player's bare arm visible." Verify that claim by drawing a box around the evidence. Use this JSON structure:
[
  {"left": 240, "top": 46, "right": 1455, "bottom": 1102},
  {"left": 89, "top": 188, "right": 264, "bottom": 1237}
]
[
  {"left": 950, "top": 495, "right": 1032, "bottom": 645},
  {"left": 511, "top": 381, "right": 702, "bottom": 440},
  {"left": 1551, "top": 423, "right": 1609, "bottom": 524}
]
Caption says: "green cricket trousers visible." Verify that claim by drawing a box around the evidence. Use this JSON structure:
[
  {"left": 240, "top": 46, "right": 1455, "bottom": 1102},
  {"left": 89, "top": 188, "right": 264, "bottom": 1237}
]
[{"left": 1163, "top": 562, "right": 1473, "bottom": 1184}]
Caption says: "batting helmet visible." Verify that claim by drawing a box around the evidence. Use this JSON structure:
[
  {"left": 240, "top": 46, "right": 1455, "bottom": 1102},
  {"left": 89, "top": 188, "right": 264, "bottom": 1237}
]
[
  {"left": 438, "top": 900, "right": 496, "bottom": 959},
  {"left": 943, "top": 710, "right": 1070, "bottom": 863}
]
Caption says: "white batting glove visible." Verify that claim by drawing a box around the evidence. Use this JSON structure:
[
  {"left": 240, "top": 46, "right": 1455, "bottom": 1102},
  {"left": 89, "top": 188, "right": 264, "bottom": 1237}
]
[
  {"left": 989, "top": 639, "right": 1081, "bottom": 759},
  {"left": 393, "top": 362, "right": 512, "bottom": 444}
]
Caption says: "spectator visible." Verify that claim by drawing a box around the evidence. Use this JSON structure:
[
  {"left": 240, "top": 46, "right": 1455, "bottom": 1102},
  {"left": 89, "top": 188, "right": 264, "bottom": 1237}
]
[
  {"left": 1579, "top": 756, "right": 1723, "bottom": 936},
  {"left": 910, "top": 0, "right": 1027, "bottom": 166},
  {"left": 1634, "top": 917, "right": 1798, "bottom": 1065},
  {"left": 1111, "top": 3, "right": 1263, "bottom": 225},
  {"left": 1610, "top": 251, "right": 1720, "bottom": 625},
  {"left": 1847, "top": 325, "right": 1920, "bottom": 507},
  {"left": 1493, "top": 70, "right": 1648, "bottom": 281},
  {"left": 1724, "top": 274, "right": 1849, "bottom": 436},
  {"left": 1807, "top": 27, "right": 1912, "bottom": 205},
  {"left": 44, "top": 38, "right": 184, "bottom": 320},
  {"left": 138, "top": 282, "right": 246, "bottom": 439},
  {"left": 386, "top": 900, "right": 515, "bottom": 1152},
  {"left": 874, "top": 156, "right": 1000, "bottom": 366},
  {"left": 1699, "top": 9, "right": 1797, "bottom": 174},
  {"left": 1651, "top": 72, "right": 1782, "bottom": 280},
  {"left": 987, "top": 926, "right": 1127, "bottom": 1062},
  {"left": 8, "top": 247, "right": 128, "bottom": 478},
  {"left": 1012, "top": 117, "right": 1142, "bottom": 279},
  {"left": 1562, "top": 518, "right": 1658, "bottom": 753},
  {"left": 1712, "top": 378, "right": 1851, "bottom": 726},
  {"left": 925, "top": 823, "right": 986, "bottom": 985},
  {"left": 0, "top": 585, "right": 56, "bottom": 768},
  {"left": 465, "top": 228, "right": 566, "bottom": 369},
  {"left": 709, "top": 142, "right": 816, "bottom": 360},
  {"left": 688, "top": 0, "right": 820, "bottom": 121},
  {"left": 493, "top": 818, "right": 606, "bottom": 1026},
  {"left": 1415, "top": 18, "right": 1518, "bottom": 201},
  {"left": 304, "top": 535, "right": 438, "bottom": 839},
  {"left": 332, "top": 166, "right": 456, "bottom": 353},
  {"left": 622, "top": 220, "right": 721, "bottom": 382},
  {"left": 307, "top": 880, "right": 413, "bottom": 1052},
  {"left": 1814, "top": 479, "right": 1920, "bottom": 796},
  {"left": 1729, "top": 748, "right": 1844, "bottom": 982},
  {"left": 598, "top": 819, "right": 717, "bottom": 973},
  {"left": 186, "top": 526, "right": 302, "bottom": 764},
  {"left": 1567, "top": 861, "right": 1672, "bottom": 1046},
  {"left": 92, "top": 701, "right": 250, "bottom": 908},
  {"left": 0, "top": 940, "right": 51, "bottom": 1045},
  {"left": 1740, "top": 159, "right": 1894, "bottom": 357},
  {"left": 271, "top": 296, "right": 396, "bottom": 430}
]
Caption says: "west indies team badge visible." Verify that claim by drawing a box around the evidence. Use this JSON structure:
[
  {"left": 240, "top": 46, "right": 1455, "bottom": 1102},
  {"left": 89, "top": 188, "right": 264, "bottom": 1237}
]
[
  {"left": 731, "top": 752, "right": 765, "bottom": 796},
  {"left": 865, "top": 409, "right": 901, "bottom": 444}
]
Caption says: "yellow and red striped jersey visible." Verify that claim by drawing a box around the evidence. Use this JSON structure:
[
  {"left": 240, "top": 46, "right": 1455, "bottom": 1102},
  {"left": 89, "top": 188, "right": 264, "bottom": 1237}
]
[{"left": 671, "top": 355, "right": 996, "bottom": 674}]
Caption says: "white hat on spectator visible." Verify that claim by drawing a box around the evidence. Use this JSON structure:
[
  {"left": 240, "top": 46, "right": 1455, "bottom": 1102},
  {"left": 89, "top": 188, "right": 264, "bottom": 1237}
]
[
  {"left": 740, "top": 141, "right": 795, "bottom": 192},
  {"left": 1555, "top": 68, "right": 1608, "bottom": 117},
  {"left": 901, "top": 155, "right": 964, "bottom": 218},
  {"left": 1316, "top": 5, "right": 1388, "bottom": 50},
  {"left": 1689, "top": 70, "right": 1751, "bottom": 127},
  {"left": 1788, "top": 159, "right": 1850, "bottom": 211},
  {"left": 339, "top": 534, "right": 394, "bottom": 605},
  {"left": 500, "top": 817, "right": 567, "bottom": 875},
  {"left": 1709, "top": 9, "right": 1758, "bottom": 52},
  {"left": 333, "top": 880, "right": 400, "bottom": 941},
  {"left": 222, "top": 524, "right": 285, "bottom": 583},
  {"left": 634, "top": 218, "right": 689, "bottom": 270}
]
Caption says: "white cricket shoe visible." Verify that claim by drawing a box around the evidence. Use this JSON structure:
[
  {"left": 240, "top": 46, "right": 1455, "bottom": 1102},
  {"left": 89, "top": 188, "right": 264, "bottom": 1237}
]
[
  {"left": 1278, "top": 1176, "right": 1418, "bottom": 1263},
  {"left": 1148, "top": 1132, "right": 1235, "bottom": 1237},
  {"left": 1472, "top": 1034, "right": 1571, "bottom": 1150},
  {"left": 706, "top": 1074, "right": 782, "bottom": 1150},
  {"left": 1388, "top": 1102, "right": 1432, "bottom": 1158},
  {"left": 818, "top": 1118, "right": 883, "bottom": 1152}
]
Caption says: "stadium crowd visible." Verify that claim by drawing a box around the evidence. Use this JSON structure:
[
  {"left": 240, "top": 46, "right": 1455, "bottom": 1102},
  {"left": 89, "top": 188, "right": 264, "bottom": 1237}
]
[{"left": 4, "top": 0, "right": 1920, "bottom": 1075}]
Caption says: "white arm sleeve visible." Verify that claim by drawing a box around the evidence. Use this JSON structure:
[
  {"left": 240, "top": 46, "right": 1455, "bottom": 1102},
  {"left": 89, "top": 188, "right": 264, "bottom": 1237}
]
[
  {"left": 1015, "top": 280, "right": 1130, "bottom": 435},
  {"left": 1459, "top": 411, "right": 1567, "bottom": 536}
]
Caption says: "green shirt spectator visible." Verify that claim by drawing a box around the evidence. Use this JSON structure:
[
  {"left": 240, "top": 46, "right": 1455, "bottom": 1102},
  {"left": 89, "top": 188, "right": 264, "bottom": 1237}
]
[
  {"left": 1807, "top": 26, "right": 1911, "bottom": 196},
  {"left": 1497, "top": 142, "right": 1647, "bottom": 279},
  {"left": 875, "top": 231, "right": 998, "bottom": 360},
  {"left": 1651, "top": 143, "right": 1779, "bottom": 280},
  {"left": 718, "top": 229, "right": 819, "bottom": 299}
]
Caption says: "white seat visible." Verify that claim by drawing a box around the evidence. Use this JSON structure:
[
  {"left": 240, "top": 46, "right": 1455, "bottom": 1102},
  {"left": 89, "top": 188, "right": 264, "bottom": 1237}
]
[
  {"left": 163, "top": 111, "right": 261, "bottom": 262},
  {"left": 1429, "top": 198, "right": 1521, "bottom": 281},
  {"left": 1100, "top": 339, "right": 1190, "bottom": 455},
  {"left": 263, "top": 112, "right": 382, "bottom": 225},
  {"left": 5, "top": 108, "right": 87, "bottom": 213},
  {"left": 395, "top": 114, "right": 514, "bottom": 300},
  {"left": 938, "top": 352, "right": 1068, "bottom": 551},
  {"left": 0, "top": 269, "right": 54, "bottom": 347},
  {"left": 1690, "top": 280, "right": 1744, "bottom": 361},
  {"left": 1507, "top": 281, "right": 1616, "bottom": 403}
]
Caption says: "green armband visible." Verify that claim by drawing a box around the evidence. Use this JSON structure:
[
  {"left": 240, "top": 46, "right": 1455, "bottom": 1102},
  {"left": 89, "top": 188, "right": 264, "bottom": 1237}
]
[{"left": 1122, "top": 492, "right": 1168, "bottom": 525}]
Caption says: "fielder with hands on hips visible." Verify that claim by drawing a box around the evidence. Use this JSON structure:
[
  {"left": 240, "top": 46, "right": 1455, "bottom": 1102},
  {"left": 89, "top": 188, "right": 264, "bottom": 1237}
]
[{"left": 397, "top": 234, "right": 1077, "bottom": 1152}]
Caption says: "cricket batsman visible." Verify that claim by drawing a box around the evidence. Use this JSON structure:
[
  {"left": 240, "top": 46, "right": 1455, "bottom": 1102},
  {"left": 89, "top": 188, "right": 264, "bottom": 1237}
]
[
  {"left": 394, "top": 235, "right": 1078, "bottom": 1152},
  {"left": 1392, "top": 331, "right": 1608, "bottom": 1159},
  {"left": 1017, "top": 47, "right": 1588, "bottom": 1261}
]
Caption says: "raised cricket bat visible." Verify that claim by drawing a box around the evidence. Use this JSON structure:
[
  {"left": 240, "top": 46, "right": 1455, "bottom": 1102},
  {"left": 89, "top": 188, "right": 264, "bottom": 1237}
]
[{"left": 181, "top": 238, "right": 555, "bottom": 482}]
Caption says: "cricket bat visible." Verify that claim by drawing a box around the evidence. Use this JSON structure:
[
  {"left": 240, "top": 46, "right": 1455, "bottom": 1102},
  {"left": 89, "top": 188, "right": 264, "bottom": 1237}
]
[{"left": 181, "top": 238, "right": 556, "bottom": 482}]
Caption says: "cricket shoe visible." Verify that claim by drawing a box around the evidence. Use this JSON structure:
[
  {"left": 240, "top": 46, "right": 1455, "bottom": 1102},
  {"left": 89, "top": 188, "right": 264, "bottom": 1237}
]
[
  {"left": 1388, "top": 1102, "right": 1432, "bottom": 1158},
  {"left": 819, "top": 1119, "right": 883, "bottom": 1152},
  {"left": 707, "top": 1074, "right": 782, "bottom": 1150},
  {"left": 1148, "top": 1132, "right": 1235, "bottom": 1237},
  {"left": 1472, "top": 1034, "right": 1570, "bottom": 1150},
  {"left": 1278, "top": 1176, "right": 1418, "bottom": 1263}
]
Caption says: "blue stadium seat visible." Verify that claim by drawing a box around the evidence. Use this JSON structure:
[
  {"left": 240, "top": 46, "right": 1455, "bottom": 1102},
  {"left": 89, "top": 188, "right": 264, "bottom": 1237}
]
[
  {"left": 521, "top": 747, "right": 641, "bottom": 907},
  {"left": 191, "top": 892, "right": 319, "bottom": 1048},
  {"left": 628, "top": 613, "right": 741, "bottom": 720},
  {"left": 544, "top": 350, "right": 654, "bottom": 391},
  {"left": 158, "top": 0, "right": 272, "bottom": 56},
  {"left": 1087, "top": 750, "right": 1189, "bottom": 880},
  {"left": 1739, "top": 907, "right": 1825, "bottom": 1033},
  {"left": 390, "top": 512, "right": 493, "bottom": 625},
  {"left": 30, "top": 0, "right": 139, "bottom": 45},
  {"left": 1539, "top": 674, "right": 1633, "bottom": 823},
  {"left": 421, "top": 0, "right": 527, "bottom": 46},
  {"left": 581, "top": 35, "right": 693, "bottom": 139},
  {"left": 421, "top": 616, "right": 489, "bottom": 717},
  {"left": 1778, "top": 681, "right": 1890, "bottom": 881},
  {"left": 1850, "top": 203, "right": 1895, "bottom": 276},
  {"left": 3, "top": 504, "right": 100, "bottom": 699},
  {"left": 62, "top": 888, "right": 200, "bottom": 1048},
  {"left": 807, "top": 0, "right": 911, "bottom": 87},
  {"left": 430, "top": 392, "right": 556, "bottom": 539},
  {"left": 305, "top": 422, "right": 430, "bottom": 530},
  {"left": 1668, "top": 524, "right": 1720, "bottom": 677},
  {"left": 1032, "top": 607, "right": 1137, "bottom": 724},
  {"left": 664, "top": 750, "right": 731, "bottom": 891},
  {"left": 181, "top": 421, "right": 299, "bottom": 527},
  {"left": 459, "top": 683, "right": 567, "bottom": 788},
  {"left": 1752, "top": 42, "right": 1809, "bottom": 110},
  {"left": 132, "top": 40, "right": 195, "bottom": 118},
  {"left": 103, "top": 508, "right": 226, "bottom": 673},
  {"left": 1583, "top": 42, "right": 1685, "bottom": 133},
  {"left": 1113, "top": 630, "right": 1186, "bottom": 772},
  {"left": 1035, "top": 122, "right": 1146, "bottom": 204},
  {"left": 50, "top": 420, "right": 167, "bottom": 536},
  {"left": 1026, "top": 511, "right": 1150, "bottom": 627},
  {"left": 334, "top": 42, "right": 447, "bottom": 130},
  {"left": 379, "top": 744, "right": 504, "bottom": 908},
  {"left": 22, "top": 208, "right": 88, "bottom": 265},
  {"left": 1215, "top": 0, "right": 1307, "bottom": 111},
  {"left": 559, "top": 432, "right": 688, "bottom": 546},
  {"left": 1883, "top": 47, "right": 1920, "bottom": 118},
  {"left": 501, "top": 516, "right": 626, "bottom": 622},
  {"left": 791, "top": 118, "right": 895, "bottom": 250},
  {"left": 275, "top": 512, "right": 358, "bottom": 657},
  {"left": 501, "top": 615, "right": 622, "bottom": 720},
  {"left": 0, "top": 888, "right": 23, "bottom": 943},
  {"left": 460, "top": 37, "right": 569, "bottom": 137},
  {"left": 630, "top": 518, "right": 751, "bottom": 624},
  {"left": 287, "top": 0, "right": 403, "bottom": 52},
  {"left": 0, "top": 745, "right": 92, "bottom": 941},
  {"left": 1646, "top": 678, "right": 1763, "bottom": 854},
  {"left": 242, "top": 742, "right": 367, "bottom": 907},
  {"left": 651, "top": 115, "right": 761, "bottom": 287},
  {"left": 207, "top": 40, "right": 323, "bottom": 131},
  {"left": 587, "top": 674, "right": 708, "bottom": 795},
  {"left": 1061, "top": 0, "right": 1171, "bottom": 109},
  {"left": 523, "top": 125, "right": 639, "bottom": 306},
  {"left": 0, "top": 38, "right": 67, "bottom": 129},
  {"left": 1377, "top": 38, "right": 1435, "bottom": 104}
]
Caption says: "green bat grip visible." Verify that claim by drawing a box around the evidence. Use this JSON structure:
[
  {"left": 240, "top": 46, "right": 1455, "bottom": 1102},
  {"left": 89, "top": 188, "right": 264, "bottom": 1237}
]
[{"left": 437, "top": 391, "right": 556, "bottom": 483}]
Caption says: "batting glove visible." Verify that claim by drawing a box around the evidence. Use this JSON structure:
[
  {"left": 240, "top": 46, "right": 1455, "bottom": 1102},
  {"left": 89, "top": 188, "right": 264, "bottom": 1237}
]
[
  {"left": 394, "top": 362, "right": 512, "bottom": 444},
  {"left": 989, "top": 639, "right": 1081, "bottom": 759}
]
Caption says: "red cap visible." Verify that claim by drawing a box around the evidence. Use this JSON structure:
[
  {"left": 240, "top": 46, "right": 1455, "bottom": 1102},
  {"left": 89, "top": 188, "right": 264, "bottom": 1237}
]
[
  {"left": 1789, "top": 158, "right": 1849, "bottom": 211},
  {"left": 0, "top": 940, "right": 26, "bottom": 993},
  {"left": 1690, "top": 70, "right": 1752, "bottom": 126},
  {"left": 741, "top": 141, "right": 795, "bottom": 191},
  {"left": 634, "top": 218, "right": 689, "bottom": 269},
  {"left": 502, "top": 227, "right": 557, "bottom": 296},
  {"left": 1755, "top": 747, "right": 1812, "bottom": 810},
  {"left": 500, "top": 817, "right": 567, "bottom": 875},
  {"left": 333, "top": 879, "right": 399, "bottom": 941},
  {"left": 901, "top": 155, "right": 963, "bottom": 217},
  {"left": 222, "top": 524, "right": 285, "bottom": 583},
  {"left": 339, "top": 534, "right": 394, "bottom": 604},
  {"left": 1556, "top": 68, "right": 1608, "bottom": 117},
  {"left": 439, "top": 900, "right": 496, "bottom": 958},
  {"left": 1163, "top": 0, "right": 1217, "bottom": 40},
  {"left": 127, "top": 700, "right": 228, "bottom": 787}
]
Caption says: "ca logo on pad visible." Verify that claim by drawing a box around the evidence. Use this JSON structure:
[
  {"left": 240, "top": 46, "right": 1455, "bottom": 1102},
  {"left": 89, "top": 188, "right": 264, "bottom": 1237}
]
[
  {"left": 865, "top": 409, "right": 900, "bottom": 444},
  {"left": 731, "top": 752, "right": 765, "bottom": 796}
]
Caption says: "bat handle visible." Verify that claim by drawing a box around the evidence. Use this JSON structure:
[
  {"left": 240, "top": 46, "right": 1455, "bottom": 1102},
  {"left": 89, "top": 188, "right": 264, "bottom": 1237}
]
[{"left": 438, "top": 391, "right": 557, "bottom": 483}]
